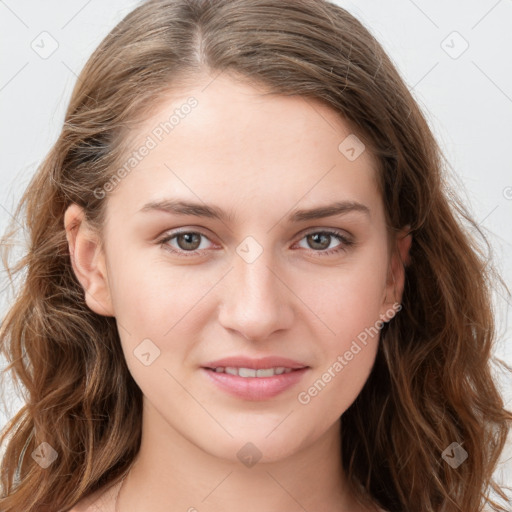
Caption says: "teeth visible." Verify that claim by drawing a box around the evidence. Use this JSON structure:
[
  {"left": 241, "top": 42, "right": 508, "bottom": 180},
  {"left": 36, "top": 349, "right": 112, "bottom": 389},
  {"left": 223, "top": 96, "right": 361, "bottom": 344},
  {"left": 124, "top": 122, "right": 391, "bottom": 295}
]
[
  {"left": 213, "top": 366, "right": 295, "bottom": 377},
  {"left": 239, "top": 367, "right": 257, "bottom": 377}
]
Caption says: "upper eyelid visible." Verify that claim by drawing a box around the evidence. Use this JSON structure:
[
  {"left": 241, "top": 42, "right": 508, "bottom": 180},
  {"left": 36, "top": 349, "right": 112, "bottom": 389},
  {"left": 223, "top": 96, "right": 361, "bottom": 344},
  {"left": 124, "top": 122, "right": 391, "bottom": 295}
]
[
  {"left": 160, "top": 228, "right": 220, "bottom": 246},
  {"left": 160, "top": 227, "right": 351, "bottom": 248}
]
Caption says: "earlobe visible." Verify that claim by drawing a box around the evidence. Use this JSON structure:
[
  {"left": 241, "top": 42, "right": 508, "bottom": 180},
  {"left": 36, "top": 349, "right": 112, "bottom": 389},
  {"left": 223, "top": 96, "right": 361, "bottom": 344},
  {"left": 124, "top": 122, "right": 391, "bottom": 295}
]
[{"left": 64, "top": 203, "right": 115, "bottom": 317}]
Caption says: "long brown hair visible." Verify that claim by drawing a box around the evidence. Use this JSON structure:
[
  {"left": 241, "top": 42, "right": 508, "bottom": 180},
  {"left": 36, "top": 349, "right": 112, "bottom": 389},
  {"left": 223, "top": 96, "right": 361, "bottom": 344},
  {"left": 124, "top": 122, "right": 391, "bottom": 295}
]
[{"left": 1, "top": 1, "right": 510, "bottom": 510}]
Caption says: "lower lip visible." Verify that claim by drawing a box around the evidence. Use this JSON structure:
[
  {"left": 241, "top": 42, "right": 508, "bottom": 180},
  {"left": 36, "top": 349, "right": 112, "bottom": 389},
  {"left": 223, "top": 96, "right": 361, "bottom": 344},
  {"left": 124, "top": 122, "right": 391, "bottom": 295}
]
[{"left": 201, "top": 367, "right": 309, "bottom": 400}]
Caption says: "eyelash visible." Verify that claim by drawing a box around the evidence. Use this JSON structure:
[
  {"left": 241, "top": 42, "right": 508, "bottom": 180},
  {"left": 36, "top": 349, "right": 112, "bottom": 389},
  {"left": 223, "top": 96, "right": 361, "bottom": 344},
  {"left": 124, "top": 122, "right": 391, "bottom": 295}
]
[{"left": 157, "top": 229, "right": 354, "bottom": 258}]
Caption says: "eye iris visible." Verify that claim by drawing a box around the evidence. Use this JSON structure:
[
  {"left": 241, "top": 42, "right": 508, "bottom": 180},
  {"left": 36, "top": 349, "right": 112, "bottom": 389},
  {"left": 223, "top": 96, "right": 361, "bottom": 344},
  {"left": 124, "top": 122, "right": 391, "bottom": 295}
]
[
  {"left": 307, "top": 233, "right": 330, "bottom": 250},
  {"left": 177, "top": 233, "right": 201, "bottom": 250}
]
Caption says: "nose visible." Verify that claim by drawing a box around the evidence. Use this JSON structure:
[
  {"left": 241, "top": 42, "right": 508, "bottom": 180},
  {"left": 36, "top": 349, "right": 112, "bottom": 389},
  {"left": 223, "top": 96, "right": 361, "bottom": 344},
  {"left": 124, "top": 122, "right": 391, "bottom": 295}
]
[{"left": 217, "top": 244, "right": 294, "bottom": 342}]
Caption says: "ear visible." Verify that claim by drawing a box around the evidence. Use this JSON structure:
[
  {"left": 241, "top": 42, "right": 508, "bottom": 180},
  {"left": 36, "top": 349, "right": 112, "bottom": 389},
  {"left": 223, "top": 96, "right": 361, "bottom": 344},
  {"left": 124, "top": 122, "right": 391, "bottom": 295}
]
[
  {"left": 64, "top": 203, "right": 115, "bottom": 317},
  {"left": 380, "top": 225, "right": 412, "bottom": 321}
]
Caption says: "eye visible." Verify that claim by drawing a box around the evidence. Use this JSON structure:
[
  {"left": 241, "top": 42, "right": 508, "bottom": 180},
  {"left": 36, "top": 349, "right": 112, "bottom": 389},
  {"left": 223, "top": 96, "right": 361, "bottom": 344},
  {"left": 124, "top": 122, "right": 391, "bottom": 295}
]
[
  {"left": 158, "top": 228, "right": 354, "bottom": 258},
  {"left": 158, "top": 230, "right": 214, "bottom": 257},
  {"left": 295, "top": 229, "right": 354, "bottom": 256}
]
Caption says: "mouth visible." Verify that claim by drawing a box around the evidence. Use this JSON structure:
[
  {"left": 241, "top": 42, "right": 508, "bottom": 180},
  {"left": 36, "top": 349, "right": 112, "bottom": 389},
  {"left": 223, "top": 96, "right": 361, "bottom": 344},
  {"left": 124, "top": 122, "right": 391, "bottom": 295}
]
[
  {"left": 203, "top": 366, "right": 304, "bottom": 377},
  {"left": 200, "top": 357, "right": 310, "bottom": 400}
]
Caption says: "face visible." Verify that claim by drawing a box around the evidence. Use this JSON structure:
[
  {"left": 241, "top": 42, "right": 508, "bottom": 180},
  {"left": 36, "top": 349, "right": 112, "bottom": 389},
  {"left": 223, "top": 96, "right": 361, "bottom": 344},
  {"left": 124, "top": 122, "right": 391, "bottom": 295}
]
[{"left": 65, "top": 72, "right": 411, "bottom": 464}]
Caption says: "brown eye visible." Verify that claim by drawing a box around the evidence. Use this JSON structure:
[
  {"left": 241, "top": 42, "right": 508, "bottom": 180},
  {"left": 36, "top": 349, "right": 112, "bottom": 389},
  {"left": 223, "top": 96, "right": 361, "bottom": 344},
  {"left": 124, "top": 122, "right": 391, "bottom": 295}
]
[
  {"left": 175, "top": 232, "right": 202, "bottom": 251},
  {"left": 159, "top": 230, "right": 214, "bottom": 256},
  {"left": 296, "top": 230, "right": 354, "bottom": 256},
  {"left": 306, "top": 233, "right": 332, "bottom": 250}
]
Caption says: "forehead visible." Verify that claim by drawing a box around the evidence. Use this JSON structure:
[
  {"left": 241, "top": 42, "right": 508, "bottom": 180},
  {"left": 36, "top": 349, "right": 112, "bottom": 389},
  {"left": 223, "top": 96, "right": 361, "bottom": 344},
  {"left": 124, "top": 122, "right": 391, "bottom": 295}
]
[{"left": 105, "top": 73, "right": 382, "bottom": 223}]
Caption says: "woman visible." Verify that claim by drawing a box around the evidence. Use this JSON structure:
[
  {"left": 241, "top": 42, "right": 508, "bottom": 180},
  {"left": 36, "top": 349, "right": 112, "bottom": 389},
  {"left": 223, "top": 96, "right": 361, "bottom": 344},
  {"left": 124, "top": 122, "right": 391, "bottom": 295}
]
[{"left": 1, "top": 1, "right": 510, "bottom": 511}]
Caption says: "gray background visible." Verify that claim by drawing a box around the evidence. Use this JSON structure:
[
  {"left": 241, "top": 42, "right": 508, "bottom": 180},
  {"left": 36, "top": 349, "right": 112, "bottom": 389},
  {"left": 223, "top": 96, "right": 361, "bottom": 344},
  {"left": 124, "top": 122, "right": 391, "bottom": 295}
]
[{"left": 1, "top": 0, "right": 511, "bottom": 489}]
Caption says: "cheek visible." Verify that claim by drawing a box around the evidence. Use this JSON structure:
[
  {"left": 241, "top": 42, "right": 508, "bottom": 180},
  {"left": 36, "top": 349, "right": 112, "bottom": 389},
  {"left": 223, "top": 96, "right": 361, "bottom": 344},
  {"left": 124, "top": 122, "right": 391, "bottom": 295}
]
[
  {"left": 108, "top": 247, "right": 204, "bottom": 329},
  {"left": 108, "top": 253, "right": 217, "bottom": 370},
  {"left": 296, "top": 335, "right": 378, "bottom": 437},
  {"left": 296, "top": 267, "right": 387, "bottom": 423},
  {"left": 298, "top": 248, "right": 388, "bottom": 347}
]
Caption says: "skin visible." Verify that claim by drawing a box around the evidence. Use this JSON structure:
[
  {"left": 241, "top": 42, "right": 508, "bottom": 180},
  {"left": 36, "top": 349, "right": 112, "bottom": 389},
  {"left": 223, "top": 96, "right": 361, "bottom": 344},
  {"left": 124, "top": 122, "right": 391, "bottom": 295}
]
[{"left": 65, "top": 72, "right": 411, "bottom": 512}]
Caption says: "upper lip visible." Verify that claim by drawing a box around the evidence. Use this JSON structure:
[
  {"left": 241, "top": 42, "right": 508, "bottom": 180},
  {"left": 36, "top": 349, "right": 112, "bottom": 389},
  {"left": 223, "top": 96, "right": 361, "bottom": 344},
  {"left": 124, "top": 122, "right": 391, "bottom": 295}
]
[{"left": 202, "top": 356, "right": 309, "bottom": 370}]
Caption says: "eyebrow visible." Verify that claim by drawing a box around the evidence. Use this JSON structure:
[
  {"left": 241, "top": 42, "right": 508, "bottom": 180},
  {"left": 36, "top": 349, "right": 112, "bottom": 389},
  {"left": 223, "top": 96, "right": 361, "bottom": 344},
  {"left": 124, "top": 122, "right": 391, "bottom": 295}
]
[{"left": 139, "top": 199, "right": 370, "bottom": 223}]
